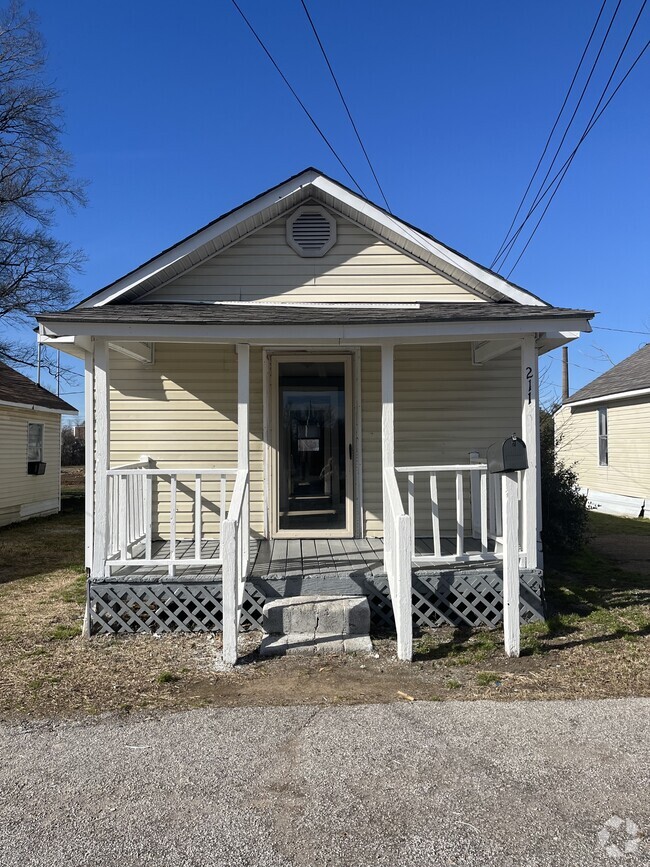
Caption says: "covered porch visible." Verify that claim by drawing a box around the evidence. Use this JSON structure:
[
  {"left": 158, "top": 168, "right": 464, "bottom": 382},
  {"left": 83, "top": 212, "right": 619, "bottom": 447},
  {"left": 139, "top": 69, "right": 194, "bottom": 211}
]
[{"left": 37, "top": 302, "right": 593, "bottom": 662}]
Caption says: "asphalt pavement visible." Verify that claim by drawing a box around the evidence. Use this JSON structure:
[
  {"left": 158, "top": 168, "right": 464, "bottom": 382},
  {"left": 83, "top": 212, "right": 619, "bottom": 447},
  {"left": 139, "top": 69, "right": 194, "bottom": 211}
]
[{"left": 0, "top": 698, "right": 648, "bottom": 866}]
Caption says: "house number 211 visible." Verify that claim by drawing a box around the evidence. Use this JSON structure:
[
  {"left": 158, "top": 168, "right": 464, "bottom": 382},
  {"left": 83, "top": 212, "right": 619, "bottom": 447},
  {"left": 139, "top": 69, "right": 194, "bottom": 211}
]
[{"left": 526, "top": 366, "right": 533, "bottom": 405}]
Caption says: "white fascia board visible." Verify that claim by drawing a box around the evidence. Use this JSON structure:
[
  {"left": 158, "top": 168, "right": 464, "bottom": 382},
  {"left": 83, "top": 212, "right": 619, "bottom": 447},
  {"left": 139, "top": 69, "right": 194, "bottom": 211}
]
[
  {"left": 0, "top": 398, "right": 69, "bottom": 415},
  {"left": 80, "top": 171, "right": 320, "bottom": 308},
  {"left": 566, "top": 387, "right": 650, "bottom": 409},
  {"left": 536, "top": 329, "right": 586, "bottom": 356},
  {"left": 39, "top": 316, "right": 592, "bottom": 345},
  {"left": 38, "top": 333, "right": 92, "bottom": 359},
  {"left": 311, "top": 176, "right": 549, "bottom": 307}
]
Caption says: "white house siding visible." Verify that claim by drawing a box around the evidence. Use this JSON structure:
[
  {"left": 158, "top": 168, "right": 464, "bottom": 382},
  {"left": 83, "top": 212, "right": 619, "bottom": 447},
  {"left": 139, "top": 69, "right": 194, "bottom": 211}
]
[
  {"left": 0, "top": 406, "right": 61, "bottom": 527},
  {"left": 361, "top": 344, "right": 522, "bottom": 536},
  {"left": 556, "top": 400, "right": 650, "bottom": 502},
  {"left": 141, "top": 215, "right": 483, "bottom": 305}
]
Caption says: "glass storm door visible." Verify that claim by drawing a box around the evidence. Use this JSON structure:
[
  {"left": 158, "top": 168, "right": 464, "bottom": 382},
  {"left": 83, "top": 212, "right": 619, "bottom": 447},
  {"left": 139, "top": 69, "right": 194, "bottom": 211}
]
[{"left": 273, "top": 356, "right": 353, "bottom": 537}]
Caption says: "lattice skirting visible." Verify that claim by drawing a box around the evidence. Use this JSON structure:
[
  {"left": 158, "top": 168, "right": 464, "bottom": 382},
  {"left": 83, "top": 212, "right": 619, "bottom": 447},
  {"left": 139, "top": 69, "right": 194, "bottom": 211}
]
[{"left": 88, "top": 569, "right": 544, "bottom": 635}]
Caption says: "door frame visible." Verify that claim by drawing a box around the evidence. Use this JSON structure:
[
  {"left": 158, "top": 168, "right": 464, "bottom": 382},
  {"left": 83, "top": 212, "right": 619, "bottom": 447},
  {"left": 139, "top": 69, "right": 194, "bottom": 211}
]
[{"left": 265, "top": 350, "right": 356, "bottom": 539}]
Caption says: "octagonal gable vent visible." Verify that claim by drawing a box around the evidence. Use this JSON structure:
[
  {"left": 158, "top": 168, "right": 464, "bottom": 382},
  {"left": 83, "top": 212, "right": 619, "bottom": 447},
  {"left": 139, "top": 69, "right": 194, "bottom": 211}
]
[{"left": 287, "top": 206, "right": 337, "bottom": 257}]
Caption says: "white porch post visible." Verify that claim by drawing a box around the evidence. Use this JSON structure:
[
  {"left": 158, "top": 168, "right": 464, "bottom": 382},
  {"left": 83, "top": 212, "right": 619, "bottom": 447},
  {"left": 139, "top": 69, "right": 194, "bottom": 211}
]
[
  {"left": 381, "top": 342, "right": 412, "bottom": 662},
  {"left": 381, "top": 343, "right": 395, "bottom": 472},
  {"left": 502, "top": 471, "right": 521, "bottom": 657},
  {"left": 84, "top": 346, "right": 95, "bottom": 572},
  {"left": 237, "top": 343, "right": 250, "bottom": 571},
  {"left": 82, "top": 345, "right": 95, "bottom": 638},
  {"left": 521, "top": 335, "right": 540, "bottom": 569},
  {"left": 91, "top": 340, "right": 110, "bottom": 578}
]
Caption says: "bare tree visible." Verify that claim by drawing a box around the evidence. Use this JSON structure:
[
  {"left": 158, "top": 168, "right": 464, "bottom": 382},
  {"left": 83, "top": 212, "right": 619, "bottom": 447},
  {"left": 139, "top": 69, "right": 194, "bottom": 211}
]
[{"left": 0, "top": 0, "right": 86, "bottom": 367}]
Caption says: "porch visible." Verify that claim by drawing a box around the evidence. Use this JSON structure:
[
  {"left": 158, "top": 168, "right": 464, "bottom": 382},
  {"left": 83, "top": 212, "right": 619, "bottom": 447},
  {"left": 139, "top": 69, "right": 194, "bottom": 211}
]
[
  {"left": 106, "top": 535, "right": 498, "bottom": 580},
  {"left": 80, "top": 334, "right": 544, "bottom": 663},
  {"left": 88, "top": 534, "right": 544, "bottom": 637}
]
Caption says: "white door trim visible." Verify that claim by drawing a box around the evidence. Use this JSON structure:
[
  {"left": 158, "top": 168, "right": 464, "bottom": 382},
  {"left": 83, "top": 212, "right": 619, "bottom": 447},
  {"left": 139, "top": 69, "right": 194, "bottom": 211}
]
[{"left": 264, "top": 349, "right": 358, "bottom": 539}]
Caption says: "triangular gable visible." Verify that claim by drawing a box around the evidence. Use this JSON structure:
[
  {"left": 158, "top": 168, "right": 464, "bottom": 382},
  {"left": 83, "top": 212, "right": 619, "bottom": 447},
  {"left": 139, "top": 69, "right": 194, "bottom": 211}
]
[
  {"left": 78, "top": 168, "right": 548, "bottom": 308},
  {"left": 140, "top": 206, "right": 485, "bottom": 305}
]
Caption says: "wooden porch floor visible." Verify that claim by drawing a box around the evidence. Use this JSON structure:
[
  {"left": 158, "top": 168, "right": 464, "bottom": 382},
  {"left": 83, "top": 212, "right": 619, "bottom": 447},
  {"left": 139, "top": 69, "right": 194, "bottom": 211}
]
[{"left": 108, "top": 537, "right": 497, "bottom": 580}]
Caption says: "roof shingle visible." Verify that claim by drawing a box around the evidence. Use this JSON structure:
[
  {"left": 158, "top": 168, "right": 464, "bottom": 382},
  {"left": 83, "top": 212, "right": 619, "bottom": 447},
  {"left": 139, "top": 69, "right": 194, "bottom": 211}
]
[
  {"left": 0, "top": 361, "right": 77, "bottom": 413},
  {"left": 566, "top": 343, "right": 650, "bottom": 404}
]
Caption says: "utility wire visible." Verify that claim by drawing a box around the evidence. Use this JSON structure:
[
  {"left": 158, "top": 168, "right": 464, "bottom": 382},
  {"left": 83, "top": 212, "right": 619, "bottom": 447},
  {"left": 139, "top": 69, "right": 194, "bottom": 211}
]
[
  {"left": 230, "top": 0, "right": 367, "bottom": 197},
  {"left": 594, "top": 325, "right": 650, "bottom": 335},
  {"left": 493, "top": 0, "right": 625, "bottom": 272},
  {"left": 298, "top": 0, "right": 392, "bottom": 212},
  {"left": 491, "top": 0, "right": 609, "bottom": 268},
  {"left": 502, "top": 3, "right": 647, "bottom": 275},
  {"left": 504, "top": 24, "right": 649, "bottom": 277}
]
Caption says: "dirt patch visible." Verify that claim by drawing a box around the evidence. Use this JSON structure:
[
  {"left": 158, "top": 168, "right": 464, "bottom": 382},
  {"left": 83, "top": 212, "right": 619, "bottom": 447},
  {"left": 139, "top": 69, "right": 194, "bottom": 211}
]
[
  {"left": 0, "top": 507, "right": 649, "bottom": 722},
  {"left": 61, "top": 466, "right": 84, "bottom": 491},
  {"left": 590, "top": 534, "right": 650, "bottom": 576}
]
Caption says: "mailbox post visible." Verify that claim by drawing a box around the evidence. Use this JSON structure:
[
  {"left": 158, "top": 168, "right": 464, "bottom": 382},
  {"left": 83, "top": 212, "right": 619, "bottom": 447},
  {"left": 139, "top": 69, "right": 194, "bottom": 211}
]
[{"left": 487, "top": 435, "right": 528, "bottom": 658}]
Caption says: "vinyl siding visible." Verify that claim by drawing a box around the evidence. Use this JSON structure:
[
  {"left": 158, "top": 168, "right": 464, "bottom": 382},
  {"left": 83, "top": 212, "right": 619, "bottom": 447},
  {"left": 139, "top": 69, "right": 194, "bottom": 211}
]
[
  {"left": 109, "top": 344, "right": 263, "bottom": 538},
  {"left": 108, "top": 343, "right": 522, "bottom": 540},
  {"left": 556, "top": 400, "right": 650, "bottom": 501},
  {"left": 361, "top": 344, "right": 522, "bottom": 536},
  {"left": 0, "top": 406, "right": 61, "bottom": 527},
  {"left": 143, "top": 215, "right": 482, "bottom": 304}
]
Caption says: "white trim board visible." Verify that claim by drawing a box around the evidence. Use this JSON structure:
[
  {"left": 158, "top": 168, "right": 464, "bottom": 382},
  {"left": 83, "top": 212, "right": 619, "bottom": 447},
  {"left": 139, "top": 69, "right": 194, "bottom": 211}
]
[
  {"left": 566, "top": 387, "right": 650, "bottom": 409},
  {"left": 39, "top": 316, "right": 592, "bottom": 345}
]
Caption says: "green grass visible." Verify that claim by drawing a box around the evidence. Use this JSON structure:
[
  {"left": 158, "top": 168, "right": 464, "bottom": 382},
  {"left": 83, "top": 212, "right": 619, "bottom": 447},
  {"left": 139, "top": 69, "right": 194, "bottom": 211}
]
[
  {"left": 588, "top": 511, "right": 650, "bottom": 536},
  {"left": 157, "top": 671, "right": 180, "bottom": 685},
  {"left": 49, "top": 624, "right": 82, "bottom": 640},
  {"left": 476, "top": 672, "right": 501, "bottom": 687}
]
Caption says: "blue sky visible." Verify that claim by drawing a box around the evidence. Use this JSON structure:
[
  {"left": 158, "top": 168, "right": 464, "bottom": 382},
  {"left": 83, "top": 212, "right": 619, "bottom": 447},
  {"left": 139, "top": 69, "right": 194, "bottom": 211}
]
[{"left": 15, "top": 0, "right": 650, "bottom": 415}]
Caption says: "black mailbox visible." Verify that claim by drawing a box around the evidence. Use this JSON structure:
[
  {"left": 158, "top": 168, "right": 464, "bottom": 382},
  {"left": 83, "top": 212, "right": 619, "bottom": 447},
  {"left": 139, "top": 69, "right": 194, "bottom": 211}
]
[
  {"left": 27, "top": 461, "right": 46, "bottom": 476},
  {"left": 487, "top": 435, "right": 528, "bottom": 474}
]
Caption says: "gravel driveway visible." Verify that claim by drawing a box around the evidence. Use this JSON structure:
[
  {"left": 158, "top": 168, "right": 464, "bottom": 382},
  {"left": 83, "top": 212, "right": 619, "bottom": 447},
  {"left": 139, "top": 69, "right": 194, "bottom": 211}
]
[{"left": 0, "top": 699, "right": 648, "bottom": 866}]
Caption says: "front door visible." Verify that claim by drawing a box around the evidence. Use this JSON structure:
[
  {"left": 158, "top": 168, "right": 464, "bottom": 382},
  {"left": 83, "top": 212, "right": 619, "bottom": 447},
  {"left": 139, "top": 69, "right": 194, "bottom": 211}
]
[{"left": 271, "top": 354, "right": 353, "bottom": 538}]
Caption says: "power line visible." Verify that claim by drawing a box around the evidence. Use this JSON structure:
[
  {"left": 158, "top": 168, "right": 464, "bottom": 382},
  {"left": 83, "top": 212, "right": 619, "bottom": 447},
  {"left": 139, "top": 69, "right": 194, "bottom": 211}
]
[
  {"left": 494, "top": 0, "right": 627, "bottom": 272},
  {"left": 229, "top": 0, "right": 367, "bottom": 197},
  {"left": 504, "top": 28, "right": 650, "bottom": 277},
  {"left": 594, "top": 325, "right": 650, "bottom": 335},
  {"left": 491, "top": 0, "right": 609, "bottom": 268},
  {"left": 298, "top": 0, "right": 392, "bottom": 212}
]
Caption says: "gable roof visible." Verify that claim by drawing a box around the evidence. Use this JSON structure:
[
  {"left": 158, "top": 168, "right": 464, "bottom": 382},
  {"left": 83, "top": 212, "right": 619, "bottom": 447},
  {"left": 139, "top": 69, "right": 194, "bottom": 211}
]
[
  {"left": 565, "top": 343, "right": 650, "bottom": 406},
  {"left": 77, "top": 168, "right": 549, "bottom": 309},
  {"left": 0, "top": 362, "right": 76, "bottom": 413}
]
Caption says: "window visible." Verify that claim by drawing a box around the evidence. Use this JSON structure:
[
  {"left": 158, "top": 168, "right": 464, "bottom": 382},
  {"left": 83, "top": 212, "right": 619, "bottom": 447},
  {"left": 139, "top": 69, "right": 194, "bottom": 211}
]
[
  {"left": 27, "top": 422, "right": 44, "bottom": 463},
  {"left": 598, "top": 408, "right": 608, "bottom": 466}
]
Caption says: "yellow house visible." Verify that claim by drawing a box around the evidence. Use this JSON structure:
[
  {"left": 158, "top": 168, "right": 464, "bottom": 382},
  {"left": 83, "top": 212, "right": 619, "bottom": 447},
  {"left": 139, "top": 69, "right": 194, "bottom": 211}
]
[
  {"left": 37, "top": 169, "right": 594, "bottom": 661},
  {"left": 0, "top": 361, "right": 76, "bottom": 527},
  {"left": 555, "top": 343, "right": 650, "bottom": 518}
]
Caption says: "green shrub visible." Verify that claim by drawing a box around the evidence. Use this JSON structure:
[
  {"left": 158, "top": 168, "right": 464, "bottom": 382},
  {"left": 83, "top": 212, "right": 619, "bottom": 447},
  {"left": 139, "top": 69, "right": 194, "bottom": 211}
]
[{"left": 540, "top": 408, "right": 588, "bottom": 556}]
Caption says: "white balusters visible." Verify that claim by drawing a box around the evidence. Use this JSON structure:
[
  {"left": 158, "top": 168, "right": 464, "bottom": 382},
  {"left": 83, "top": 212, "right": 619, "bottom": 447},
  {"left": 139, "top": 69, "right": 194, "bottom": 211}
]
[{"left": 394, "top": 455, "right": 512, "bottom": 566}]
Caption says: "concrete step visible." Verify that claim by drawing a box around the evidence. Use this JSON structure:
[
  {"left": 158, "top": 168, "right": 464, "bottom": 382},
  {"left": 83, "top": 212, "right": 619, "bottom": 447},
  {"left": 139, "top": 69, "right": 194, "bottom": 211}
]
[{"left": 260, "top": 595, "right": 373, "bottom": 656}]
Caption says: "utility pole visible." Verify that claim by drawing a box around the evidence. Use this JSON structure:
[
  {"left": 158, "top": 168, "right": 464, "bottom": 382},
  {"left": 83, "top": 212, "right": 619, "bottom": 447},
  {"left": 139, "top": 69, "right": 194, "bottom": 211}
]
[{"left": 562, "top": 346, "right": 569, "bottom": 402}]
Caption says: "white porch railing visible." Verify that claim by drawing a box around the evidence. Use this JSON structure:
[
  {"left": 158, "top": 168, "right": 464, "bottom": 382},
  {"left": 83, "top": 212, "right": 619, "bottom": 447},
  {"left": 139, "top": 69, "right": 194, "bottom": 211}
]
[
  {"left": 222, "top": 467, "right": 250, "bottom": 666},
  {"left": 103, "top": 458, "right": 240, "bottom": 576},
  {"left": 395, "top": 452, "right": 515, "bottom": 565},
  {"left": 383, "top": 468, "right": 413, "bottom": 662}
]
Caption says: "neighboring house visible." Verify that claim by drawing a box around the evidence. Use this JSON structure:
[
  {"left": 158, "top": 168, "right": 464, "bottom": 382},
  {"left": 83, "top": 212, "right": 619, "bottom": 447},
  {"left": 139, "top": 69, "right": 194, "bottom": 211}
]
[
  {"left": 0, "top": 361, "right": 76, "bottom": 527},
  {"left": 555, "top": 343, "right": 650, "bottom": 518},
  {"left": 37, "top": 168, "right": 593, "bottom": 660}
]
